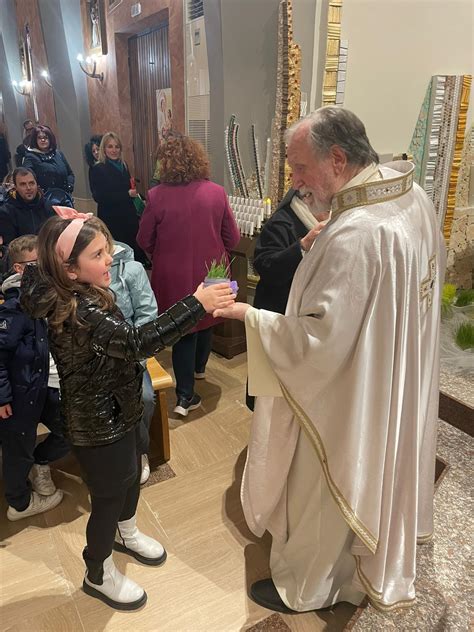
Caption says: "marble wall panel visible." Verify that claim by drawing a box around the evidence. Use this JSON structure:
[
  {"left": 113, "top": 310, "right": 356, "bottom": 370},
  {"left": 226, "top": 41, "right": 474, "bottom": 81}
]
[{"left": 14, "top": 0, "right": 58, "bottom": 137}]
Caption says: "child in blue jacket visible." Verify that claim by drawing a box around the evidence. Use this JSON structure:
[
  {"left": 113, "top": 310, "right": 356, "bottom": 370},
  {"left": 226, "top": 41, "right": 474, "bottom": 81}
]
[
  {"left": 0, "top": 235, "right": 69, "bottom": 520},
  {"left": 110, "top": 241, "right": 157, "bottom": 483}
]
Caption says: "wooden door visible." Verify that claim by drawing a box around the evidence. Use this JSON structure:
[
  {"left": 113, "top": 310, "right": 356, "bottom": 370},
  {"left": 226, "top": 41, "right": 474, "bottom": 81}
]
[{"left": 129, "top": 23, "right": 170, "bottom": 195}]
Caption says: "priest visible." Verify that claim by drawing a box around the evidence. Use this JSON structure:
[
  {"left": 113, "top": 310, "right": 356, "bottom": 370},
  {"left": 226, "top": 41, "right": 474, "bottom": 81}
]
[{"left": 214, "top": 107, "right": 445, "bottom": 613}]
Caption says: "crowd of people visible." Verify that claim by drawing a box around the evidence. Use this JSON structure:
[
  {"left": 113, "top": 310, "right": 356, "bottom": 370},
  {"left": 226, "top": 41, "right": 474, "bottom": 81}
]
[
  {"left": 0, "top": 121, "right": 238, "bottom": 609},
  {"left": 0, "top": 107, "right": 444, "bottom": 615}
]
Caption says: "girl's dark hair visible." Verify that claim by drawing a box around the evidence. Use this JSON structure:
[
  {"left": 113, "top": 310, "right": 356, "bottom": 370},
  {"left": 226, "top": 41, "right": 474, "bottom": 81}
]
[
  {"left": 84, "top": 135, "right": 103, "bottom": 167},
  {"left": 29, "top": 125, "right": 57, "bottom": 152},
  {"left": 37, "top": 215, "right": 115, "bottom": 332}
]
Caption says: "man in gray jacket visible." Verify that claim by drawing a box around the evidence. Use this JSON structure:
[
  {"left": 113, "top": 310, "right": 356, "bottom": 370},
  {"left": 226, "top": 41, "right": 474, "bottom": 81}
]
[{"left": 110, "top": 242, "right": 157, "bottom": 484}]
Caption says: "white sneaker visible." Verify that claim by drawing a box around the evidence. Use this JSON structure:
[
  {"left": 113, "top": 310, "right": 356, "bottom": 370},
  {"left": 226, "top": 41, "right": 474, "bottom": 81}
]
[
  {"left": 83, "top": 553, "right": 147, "bottom": 610},
  {"left": 115, "top": 513, "right": 167, "bottom": 566},
  {"left": 7, "top": 489, "right": 64, "bottom": 521},
  {"left": 140, "top": 454, "right": 150, "bottom": 485},
  {"left": 29, "top": 463, "right": 56, "bottom": 496}
]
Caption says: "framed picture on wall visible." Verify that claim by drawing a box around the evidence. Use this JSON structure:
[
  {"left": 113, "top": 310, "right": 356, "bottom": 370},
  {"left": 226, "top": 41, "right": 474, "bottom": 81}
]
[
  {"left": 108, "top": 0, "right": 123, "bottom": 13},
  {"left": 19, "top": 24, "right": 32, "bottom": 82},
  {"left": 87, "top": 0, "right": 108, "bottom": 56},
  {"left": 156, "top": 89, "right": 174, "bottom": 141}
]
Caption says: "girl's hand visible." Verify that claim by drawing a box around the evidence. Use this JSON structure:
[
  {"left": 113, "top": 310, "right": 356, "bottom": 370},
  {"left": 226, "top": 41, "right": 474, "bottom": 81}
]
[
  {"left": 213, "top": 302, "right": 250, "bottom": 321},
  {"left": 0, "top": 403, "right": 12, "bottom": 419},
  {"left": 128, "top": 188, "right": 138, "bottom": 198},
  {"left": 193, "top": 283, "right": 236, "bottom": 314}
]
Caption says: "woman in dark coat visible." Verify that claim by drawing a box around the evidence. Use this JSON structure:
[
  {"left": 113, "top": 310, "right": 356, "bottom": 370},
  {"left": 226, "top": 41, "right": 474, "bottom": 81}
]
[
  {"left": 89, "top": 132, "right": 146, "bottom": 264},
  {"left": 22, "top": 125, "right": 74, "bottom": 194},
  {"left": 84, "top": 134, "right": 102, "bottom": 188}
]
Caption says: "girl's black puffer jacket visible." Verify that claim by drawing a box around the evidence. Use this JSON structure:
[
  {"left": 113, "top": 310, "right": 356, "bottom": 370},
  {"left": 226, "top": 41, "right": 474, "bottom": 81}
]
[{"left": 21, "top": 265, "right": 205, "bottom": 446}]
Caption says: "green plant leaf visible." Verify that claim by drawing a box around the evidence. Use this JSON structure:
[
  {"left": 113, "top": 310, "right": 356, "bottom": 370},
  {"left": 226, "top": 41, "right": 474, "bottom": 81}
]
[
  {"left": 441, "top": 283, "right": 457, "bottom": 318},
  {"left": 206, "top": 255, "right": 231, "bottom": 279},
  {"left": 442, "top": 283, "right": 457, "bottom": 306},
  {"left": 455, "top": 289, "right": 474, "bottom": 307},
  {"left": 455, "top": 321, "right": 474, "bottom": 350}
]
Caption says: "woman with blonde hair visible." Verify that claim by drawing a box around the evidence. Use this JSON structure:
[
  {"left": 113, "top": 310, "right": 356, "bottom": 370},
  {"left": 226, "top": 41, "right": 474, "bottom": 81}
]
[
  {"left": 89, "top": 132, "right": 145, "bottom": 264},
  {"left": 137, "top": 135, "right": 240, "bottom": 416}
]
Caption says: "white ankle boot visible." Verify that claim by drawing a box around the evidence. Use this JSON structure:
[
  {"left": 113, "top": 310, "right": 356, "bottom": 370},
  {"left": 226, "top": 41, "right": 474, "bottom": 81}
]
[
  {"left": 83, "top": 552, "right": 147, "bottom": 610},
  {"left": 115, "top": 514, "right": 167, "bottom": 566}
]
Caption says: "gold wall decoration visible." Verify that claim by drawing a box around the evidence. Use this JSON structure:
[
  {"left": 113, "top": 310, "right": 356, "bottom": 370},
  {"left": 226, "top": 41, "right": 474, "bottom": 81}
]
[
  {"left": 322, "top": 0, "right": 343, "bottom": 106},
  {"left": 269, "top": 0, "right": 302, "bottom": 209},
  {"left": 443, "top": 75, "right": 472, "bottom": 241},
  {"left": 455, "top": 125, "right": 474, "bottom": 209}
]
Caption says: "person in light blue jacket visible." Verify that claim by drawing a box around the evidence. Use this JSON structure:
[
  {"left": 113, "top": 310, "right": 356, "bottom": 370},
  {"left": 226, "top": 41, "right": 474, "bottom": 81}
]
[{"left": 110, "top": 242, "right": 157, "bottom": 484}]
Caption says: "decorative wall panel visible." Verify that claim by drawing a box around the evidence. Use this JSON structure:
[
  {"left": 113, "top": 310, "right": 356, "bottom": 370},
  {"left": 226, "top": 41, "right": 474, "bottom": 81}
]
[
  {"left": 408, "top": 74, "right": 471, "bottom": 240},
  {"left": 322, "top": 0, "right": 343, "bottom": 106},
  {"left": 268, "top": 0, "right": 301, "bottom": 208}
]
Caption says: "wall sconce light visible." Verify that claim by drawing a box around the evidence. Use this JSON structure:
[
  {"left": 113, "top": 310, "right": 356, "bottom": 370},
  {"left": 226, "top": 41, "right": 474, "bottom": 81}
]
[
  {"left": 11, "top": 79, "right": 31, "bottom": 96},
  {"left": 41, "top": 70, "right": 52, "bottom": 88},
  {"left": 76, "top": 54, "right": 103, "bottom": 81}
]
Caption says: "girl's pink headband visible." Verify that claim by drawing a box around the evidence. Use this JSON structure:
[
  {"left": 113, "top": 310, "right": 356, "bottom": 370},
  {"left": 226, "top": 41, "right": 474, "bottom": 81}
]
[{"left": 53, "top": 206, "right": 93, "bottom": 262}]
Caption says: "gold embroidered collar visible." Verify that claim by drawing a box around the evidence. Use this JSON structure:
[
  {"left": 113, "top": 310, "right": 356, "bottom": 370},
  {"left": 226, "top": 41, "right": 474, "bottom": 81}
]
[{"left": 331, "top": 161, "right": 415, "bottom": 218}]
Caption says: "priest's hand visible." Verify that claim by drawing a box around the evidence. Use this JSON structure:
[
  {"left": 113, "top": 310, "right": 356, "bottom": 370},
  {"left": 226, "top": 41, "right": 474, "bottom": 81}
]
[
  {"left": 213, "top": 302, "right": 250, "bottom": 321},
  {"left": 193, "top": 283, "right": 236, "bottom": 314}
]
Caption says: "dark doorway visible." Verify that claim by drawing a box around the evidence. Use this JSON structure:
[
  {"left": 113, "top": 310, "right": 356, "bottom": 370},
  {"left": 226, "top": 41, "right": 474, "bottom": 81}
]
[{"left": 128, "top": 23, "right": 170, "bottom": 195}]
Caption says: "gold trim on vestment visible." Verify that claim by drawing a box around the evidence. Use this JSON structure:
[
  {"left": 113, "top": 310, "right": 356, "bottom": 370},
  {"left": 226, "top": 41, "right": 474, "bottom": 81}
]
[
  {"left": 280, "top": 382, "right": 420, "bottom": 612},
  {"left": 331, "top": 163, "right": 415, "bottom": 218},
  {"left": 354, "top": 556, "right": 417, "bottom": 612},
  {"left": 417, "top": 532, "right": 434, "bottom": 544},
  {"left": 279, "top": 383, "right": 378, "bottom": 554}
]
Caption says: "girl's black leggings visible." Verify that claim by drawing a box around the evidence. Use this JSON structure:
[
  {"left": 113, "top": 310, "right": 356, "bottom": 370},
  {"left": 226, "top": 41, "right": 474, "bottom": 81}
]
[
  {"left": 86, "top": 474, "right": 140, "bottom": 561},
  {"left": 73, "top": 426, "right": 144, "bottom": 562}
]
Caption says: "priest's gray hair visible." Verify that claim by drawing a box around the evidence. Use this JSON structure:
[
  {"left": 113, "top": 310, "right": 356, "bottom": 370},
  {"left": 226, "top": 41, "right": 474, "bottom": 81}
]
[{"left": 286, "top": 107, "right": 379, "bottom": 167}]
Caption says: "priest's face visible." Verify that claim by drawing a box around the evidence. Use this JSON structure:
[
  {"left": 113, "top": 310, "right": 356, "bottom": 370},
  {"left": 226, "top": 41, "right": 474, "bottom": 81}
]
[{"left": 287, "top": 127, "right": 338, "bottom": 215}]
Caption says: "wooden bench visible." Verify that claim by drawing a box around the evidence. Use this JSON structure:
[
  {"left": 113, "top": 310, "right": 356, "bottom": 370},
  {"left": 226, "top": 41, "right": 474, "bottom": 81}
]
[{"left": 146, "top": 357, "right": 174, "bottom": 463}]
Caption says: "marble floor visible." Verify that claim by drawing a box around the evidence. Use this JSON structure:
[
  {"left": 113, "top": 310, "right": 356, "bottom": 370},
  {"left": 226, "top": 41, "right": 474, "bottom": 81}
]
[{"left": 0, "top": 350, "right": 472, "bottom": 631}]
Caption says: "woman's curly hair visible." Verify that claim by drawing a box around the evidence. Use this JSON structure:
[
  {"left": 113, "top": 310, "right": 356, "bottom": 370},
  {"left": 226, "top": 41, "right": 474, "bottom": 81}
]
[{"left": 158, "top": 135, "right": 210, "bottom": 184}]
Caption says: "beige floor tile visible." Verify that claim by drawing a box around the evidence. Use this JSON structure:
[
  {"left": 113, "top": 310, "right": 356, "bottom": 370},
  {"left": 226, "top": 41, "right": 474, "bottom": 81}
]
[
  {"left": 4, "top": 600, "right": 84, "bottom": 632},
  {"left": 144, "top": 454, "right": 245, "bottom": 549},
  {"left": 0, "top": 529, "right": 73, "bottom": 630},
  {"left": 168, "top": 414, "right": 243, "bottom": 477}
]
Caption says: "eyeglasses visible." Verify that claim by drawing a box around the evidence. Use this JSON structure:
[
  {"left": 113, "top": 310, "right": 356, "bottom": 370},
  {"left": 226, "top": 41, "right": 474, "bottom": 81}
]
[{"left": 16, "top": 259, "right": 37, "bottom": 265}]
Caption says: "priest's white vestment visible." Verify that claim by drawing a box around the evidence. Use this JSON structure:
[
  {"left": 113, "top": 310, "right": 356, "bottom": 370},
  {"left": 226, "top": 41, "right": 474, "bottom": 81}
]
[{"left": 243, "top": 161, "right": 445, "bottom": 612}]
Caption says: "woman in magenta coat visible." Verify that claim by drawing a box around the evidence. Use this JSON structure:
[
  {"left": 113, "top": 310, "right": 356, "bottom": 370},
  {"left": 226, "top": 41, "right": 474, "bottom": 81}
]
[{"left": 137, "top": 135, "right": 240, "bottom": 417}]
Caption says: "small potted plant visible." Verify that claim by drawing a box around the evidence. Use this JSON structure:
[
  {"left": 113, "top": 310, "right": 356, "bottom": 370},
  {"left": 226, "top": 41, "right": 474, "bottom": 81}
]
[{"left": 204, "top": 256, "right": 239, "bottom": 294}]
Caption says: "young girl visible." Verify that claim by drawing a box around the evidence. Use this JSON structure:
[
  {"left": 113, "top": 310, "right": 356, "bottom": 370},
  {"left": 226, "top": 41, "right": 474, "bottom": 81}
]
[{"left": 20, "top": 207, "right": 235, "bottom": 611}]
